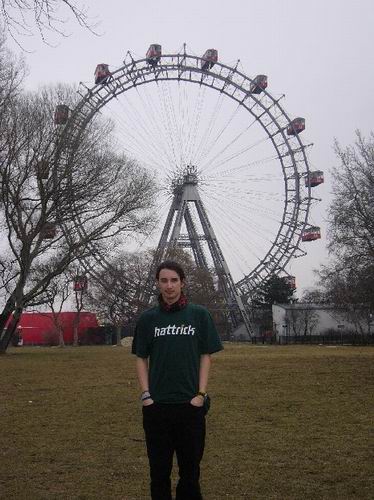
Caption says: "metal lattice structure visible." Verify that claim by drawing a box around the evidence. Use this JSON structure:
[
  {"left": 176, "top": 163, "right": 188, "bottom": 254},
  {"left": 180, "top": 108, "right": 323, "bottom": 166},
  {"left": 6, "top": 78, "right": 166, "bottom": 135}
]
[
  {"left": 144, "top": 165, "right": 252, "bottom": 333},
  {"left": 56, "top": 46, "right": 318, "bottom": 335}
]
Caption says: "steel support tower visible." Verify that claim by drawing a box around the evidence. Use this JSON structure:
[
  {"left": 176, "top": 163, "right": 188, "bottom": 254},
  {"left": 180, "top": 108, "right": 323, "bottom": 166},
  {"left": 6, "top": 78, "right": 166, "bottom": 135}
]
[{"left": 143, "top": 166, "right": 253, "bottom": 336}]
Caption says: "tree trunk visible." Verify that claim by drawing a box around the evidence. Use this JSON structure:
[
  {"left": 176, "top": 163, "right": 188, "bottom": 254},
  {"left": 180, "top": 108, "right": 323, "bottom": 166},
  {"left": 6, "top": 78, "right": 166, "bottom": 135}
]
[
  {"left": 0, "top": 295, "right": 16, "bottom": 349},
  {"left": 0, "top": 306, "right": 23, "bottom": 354},
  {"left": 116, "top": 325, "right": 122, "bottom": 346},
  {"left": 73, "top": 290, "right": 83, "bottom": 347},
  {"left": 58, "top": 324, "right": 65, "bottom": 347},
  {"left": 0, "top": 268, "right": 29, "bottom": 353},
  {"left": 73, "top": 312, "right": 80, "bottom": 347}
]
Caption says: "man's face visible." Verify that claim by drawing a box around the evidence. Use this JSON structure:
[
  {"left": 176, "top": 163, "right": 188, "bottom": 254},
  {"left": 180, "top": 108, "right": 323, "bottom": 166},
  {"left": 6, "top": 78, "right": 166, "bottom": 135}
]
[{"left": 157, "top": 268, "right": 184, "bottom": 305}]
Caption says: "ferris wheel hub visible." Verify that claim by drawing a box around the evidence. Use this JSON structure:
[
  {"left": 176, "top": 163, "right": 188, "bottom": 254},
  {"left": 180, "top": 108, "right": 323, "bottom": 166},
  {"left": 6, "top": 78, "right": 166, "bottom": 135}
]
[{"left": 171, "top": 165, "right": 199, "bottom": 194}]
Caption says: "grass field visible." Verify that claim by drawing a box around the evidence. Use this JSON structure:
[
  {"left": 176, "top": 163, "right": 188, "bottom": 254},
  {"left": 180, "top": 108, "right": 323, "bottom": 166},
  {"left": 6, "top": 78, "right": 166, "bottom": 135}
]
[{"left": 0, "top": 344, "right": 373, "bottom": 499}]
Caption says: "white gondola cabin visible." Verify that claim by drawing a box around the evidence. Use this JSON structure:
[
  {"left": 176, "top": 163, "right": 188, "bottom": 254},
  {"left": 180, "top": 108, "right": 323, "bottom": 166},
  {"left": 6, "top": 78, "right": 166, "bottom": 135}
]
[
  {"left": 73, "top": 275, "right": 88, "bottom": 292},
  {"left": 283, "top": 275, "right": 296, "bottom": 289},
  {"left": 287, "top": 117, "right": 305, "bottom": 136},
  {"left": 301, "top": 226, "right": 321, "bottom": 242},
  {"left": 54, "top": 105, "right": 69, "bottom": 125},
  {"left": 250, "top": 74, "right": 268, "bottom": 94},
  {"left": 201, "top": 49, "right": 218, "bottom": 71},
  {"left": 36, "top": 160, "right": 49, "bottom": 179},
  {"left": 41, "top": 222, "right": 57, "bottom": 240},
  {"left": 146, "top": 44, "right": 162, "bottom": 66},
  {"left": 305, "top": 170, "right": 324, "bottom": 188},
  {"left": 94, "top": 64, "right": 111, "bottom": 85}
]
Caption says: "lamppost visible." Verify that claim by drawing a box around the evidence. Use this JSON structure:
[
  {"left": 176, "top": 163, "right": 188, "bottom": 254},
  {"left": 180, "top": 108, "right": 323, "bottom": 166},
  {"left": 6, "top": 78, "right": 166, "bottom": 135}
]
[
  {"left": 73, "top": 275, "right": 88, "bottom": 346},
  {"left": 282, "top": 323, "right": 288, "bottom": 344},
  {"left": 337, "top": 324, "right": 344, "bottom": 345}
]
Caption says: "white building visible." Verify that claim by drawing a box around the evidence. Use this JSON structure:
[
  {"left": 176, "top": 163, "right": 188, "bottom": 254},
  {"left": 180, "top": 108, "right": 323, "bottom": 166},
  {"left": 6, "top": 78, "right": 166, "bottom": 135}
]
[{"left": 272, "top": 303, "right": 372, "bottom": 342}]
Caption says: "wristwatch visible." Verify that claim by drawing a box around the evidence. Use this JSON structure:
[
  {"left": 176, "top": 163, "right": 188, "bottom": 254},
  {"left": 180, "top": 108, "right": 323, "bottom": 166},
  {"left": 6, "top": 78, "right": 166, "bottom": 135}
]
[{"left": 197, "top": 391, "right": 208, "bottom": 399}]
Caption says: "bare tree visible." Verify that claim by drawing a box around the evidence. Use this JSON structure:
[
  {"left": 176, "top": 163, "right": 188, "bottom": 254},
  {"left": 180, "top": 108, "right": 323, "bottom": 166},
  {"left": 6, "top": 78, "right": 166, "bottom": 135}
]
[
  {"left": 0, "top": 36, "right": 26, "bottom": 115},
  {"left": 34, "top": 271, "right": 72, "bottom": 346},
  {"left": 288, "top": 306, "right": 319, "bottom": 337},
  {"left": 329, "top": 131, "right": 374, "bottom": 269},
  {"left": 315, "top": 131, "right": 374, "bottom": 333},
  {"left": 86, "top": 252, "right": 151, "bottom": 344},
  {"left": 318, "top": 264, "right": 372, "bottom": 335},
  {"left": 0, "top": 84, "right": 156, "bottom": 352},
  {"left": 302, "top": 287, "right": 327, "bottom": 304},
  {"left": 0, "top": 0, "right": 97, "bottom": 46}
]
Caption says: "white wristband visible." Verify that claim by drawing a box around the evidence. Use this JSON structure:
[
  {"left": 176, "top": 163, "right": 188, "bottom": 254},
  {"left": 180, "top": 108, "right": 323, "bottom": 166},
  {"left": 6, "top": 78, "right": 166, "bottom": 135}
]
[{"left": 141, "top": 391, "right": 151, "bottom": 401}]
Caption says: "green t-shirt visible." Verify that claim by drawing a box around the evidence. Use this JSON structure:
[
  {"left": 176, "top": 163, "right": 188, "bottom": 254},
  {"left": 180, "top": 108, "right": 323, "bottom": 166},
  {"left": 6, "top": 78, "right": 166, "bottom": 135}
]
[{"left": 132, "top": 303, "right": 223, "bottom": 403}]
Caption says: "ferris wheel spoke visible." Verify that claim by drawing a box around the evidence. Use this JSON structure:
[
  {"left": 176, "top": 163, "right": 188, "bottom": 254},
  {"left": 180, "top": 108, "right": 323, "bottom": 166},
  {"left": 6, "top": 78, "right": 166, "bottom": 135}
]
[
  {"left": 205, "top": 213, "right": 258, "bottom": 277},
  {"left": 163, "top": 81, "right": 186, "bottom": 168},
  {"left": 184, "top": 84, "right": 206, "bottom": 165},
  {"left": 202, "top": 131, "right": 275, "bottom": 175},
  {"left": 134, "top": 83, "right": 182, "bottom": 172},
  {"left": 121, "top": 91, "right": 178, "bottom": 172},
  {"left": 197, "top": 102, "right": 244, "bottom": 168},
  {"left": 177, "top": 80, "right": 188, "bottom": 166},
  {"left": 202, "top": 202, "right": 282, "bottom": 255},
  {"left": 201, "top": 154, "right": 282, "bottom": 181},
  {"left": 192, "top": 90, "right": 226, "bottom": 165},
  {"left": 181, "top": 79, "right": 199, "bottom": 165},
  {"left": 205, "top": 190, "right": 284, "bottom": 213},
  {"left": 111, "top": 124, "right": 168, "bottom": 172},
  {"left": 114, "top": 94, "right": 167, "bottom": 161},
  {"left": 157, "top": 82, "right": 181, "bottom": 169},
  {"left": 200, "top": 118, "right": 259, "bottom": 174},
  {"left": 109, "top": 98, "right": 174, "bottom": 171},
  {"left": 179, "top": 83, "right": 194, "bottom": 164},
  {"left": 135, "top": 195, "right": 173, "bottom": 252},
  {"left": 111, "top": 124, "right": 165, "bottom": 169},
  {"left": 200, "top": 181, "right": 285, "bottom": 210},
  {"left": 203, "top": 185, "right": 284, "bottom": 206},
  {"left": 203, "top": 189, "right": 281, "bottom": 236},
  {"left": 207, "top": 214, "right": 276, "bottom": 272},
  {"left": 221, "top": 196, "right": 283, "bottom": 223},
  {"left": 205, "top": 199, "right": 269, "bottom": 261},
  {"left": 203, "top": 173, "right": 283, "bottom": 187}
]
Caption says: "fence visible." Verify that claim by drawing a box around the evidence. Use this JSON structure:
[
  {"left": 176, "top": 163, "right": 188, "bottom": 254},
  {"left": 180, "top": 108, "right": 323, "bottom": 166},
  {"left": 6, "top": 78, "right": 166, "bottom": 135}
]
[{"left": 248, "top": 333, "right": 374, "bottom": 346}]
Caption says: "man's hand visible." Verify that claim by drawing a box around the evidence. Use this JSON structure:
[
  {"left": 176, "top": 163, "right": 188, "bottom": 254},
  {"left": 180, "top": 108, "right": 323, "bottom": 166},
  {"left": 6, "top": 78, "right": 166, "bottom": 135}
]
[
  {"left": 190, "top": 395, "right": 204, "bottom": 407},
  {"left": 142, "top": 398, "right": 154, "bottom": 406}
]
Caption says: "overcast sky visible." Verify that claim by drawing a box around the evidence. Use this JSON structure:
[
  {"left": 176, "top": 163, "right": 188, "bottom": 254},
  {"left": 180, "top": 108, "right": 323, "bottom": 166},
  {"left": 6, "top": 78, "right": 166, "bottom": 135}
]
[{"left": 7, "top": 0, "right": 374, "bottom": 295}]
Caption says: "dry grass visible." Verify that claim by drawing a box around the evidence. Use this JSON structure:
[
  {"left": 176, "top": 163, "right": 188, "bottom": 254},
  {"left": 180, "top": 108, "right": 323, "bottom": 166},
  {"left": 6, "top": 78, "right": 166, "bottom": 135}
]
[{"left": 0, "top": 344, "right": 373, "bottom": 499}]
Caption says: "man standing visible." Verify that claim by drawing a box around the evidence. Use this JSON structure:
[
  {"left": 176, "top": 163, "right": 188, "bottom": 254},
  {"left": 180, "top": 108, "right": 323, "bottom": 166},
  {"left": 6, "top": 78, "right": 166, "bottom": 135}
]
[{"left": 132, "top": 260, "right": 223, "bottom": 500}]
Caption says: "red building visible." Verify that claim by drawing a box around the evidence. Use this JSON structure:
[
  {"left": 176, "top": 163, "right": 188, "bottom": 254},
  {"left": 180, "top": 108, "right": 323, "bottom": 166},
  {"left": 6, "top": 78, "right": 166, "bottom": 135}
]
[{"left": 15, "top": 312, "right": 99, "bottom": 345}]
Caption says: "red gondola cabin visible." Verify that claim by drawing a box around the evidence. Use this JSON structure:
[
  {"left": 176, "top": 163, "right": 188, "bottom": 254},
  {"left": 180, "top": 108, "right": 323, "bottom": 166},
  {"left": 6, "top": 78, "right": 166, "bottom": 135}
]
[
  {"left": 41, "top": 222, "right": 57, "bottom": 240},
  {"left": 73, "top": 275, "right": 88, "bottom": 292},
  {"left": 305, "top": 170, "right": 324, "bottom": 188},
  {"left": 201, "top": 49, "right": 218, "bottom": 71},
  {"left": 301, "top": 226, "right": 321, "bottom": 242},
  {"left": 94, "top": 64, "right": 111, "bottom": 85},
  {"left": 54, "top": 105, "right": 69, "bottom": 125},
  {"left": 287, "top": 117, "right": 305, "bottom": 136},
  {"left": 283, "top": 275, "right": 296, "bottom": 289},
  {"left": 250, "top": 74, "right": 268, "bottom": 94},
  {"left": 146, "top": 44, "right": 162, "bottom": 66}
]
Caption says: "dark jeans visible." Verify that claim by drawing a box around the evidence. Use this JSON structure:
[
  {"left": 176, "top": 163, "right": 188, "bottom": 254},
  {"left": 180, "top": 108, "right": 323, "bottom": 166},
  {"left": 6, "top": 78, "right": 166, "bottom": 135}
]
[{"left": 142, "top": 402, "right": 206, "bottom": 500}]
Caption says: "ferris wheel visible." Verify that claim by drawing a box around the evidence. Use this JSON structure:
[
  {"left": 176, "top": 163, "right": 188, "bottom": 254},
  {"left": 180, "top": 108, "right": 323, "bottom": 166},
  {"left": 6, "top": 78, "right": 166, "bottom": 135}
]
[{"left": 55, "top": 44, "right": 323, "bottom": 334}]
